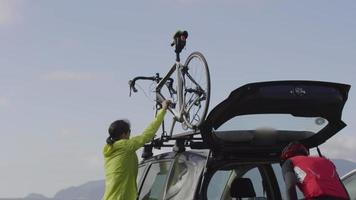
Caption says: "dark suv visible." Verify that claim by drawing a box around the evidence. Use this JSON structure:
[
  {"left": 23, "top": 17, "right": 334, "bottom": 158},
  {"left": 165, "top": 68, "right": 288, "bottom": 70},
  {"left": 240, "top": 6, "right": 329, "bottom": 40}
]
[{"left": 136, "top": 81, "right": 350, "bottom": 200}]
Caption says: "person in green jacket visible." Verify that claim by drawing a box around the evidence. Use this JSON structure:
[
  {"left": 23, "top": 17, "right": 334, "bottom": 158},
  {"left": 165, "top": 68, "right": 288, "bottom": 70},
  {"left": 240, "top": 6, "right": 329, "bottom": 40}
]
[{"left": 102, "top": 100, "right": 171, "bottom": 200}]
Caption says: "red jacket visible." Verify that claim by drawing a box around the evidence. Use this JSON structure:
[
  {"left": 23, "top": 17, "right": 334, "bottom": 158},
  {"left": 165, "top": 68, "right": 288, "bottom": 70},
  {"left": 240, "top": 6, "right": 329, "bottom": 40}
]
[{"left": 290, "top": 156, "right": 349, "bottom": 199}]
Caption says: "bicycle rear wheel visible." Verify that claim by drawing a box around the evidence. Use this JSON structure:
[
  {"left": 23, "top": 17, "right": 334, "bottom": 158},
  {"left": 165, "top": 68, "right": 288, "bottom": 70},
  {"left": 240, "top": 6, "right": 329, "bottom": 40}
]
[{"left": 182, "top": 52, "right": 211, "bottom": 129}]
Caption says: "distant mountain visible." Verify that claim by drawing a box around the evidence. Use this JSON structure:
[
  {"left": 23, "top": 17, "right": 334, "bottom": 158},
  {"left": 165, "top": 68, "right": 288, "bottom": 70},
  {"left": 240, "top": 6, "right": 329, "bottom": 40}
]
[
  {"left": 0, "top": 199, "right": 23, "bottom": 200},
  {"left": 0, "top": 193, "right": 49, "bottom": 200},
  {"left": 4, "top": 159, "right": 356, "bottom": 200},
  {"left": 53, "top": 180, "right": 104, "bottom": 200},
  {"left": 333, "top": 159, "right": 356, "bottom": 177},
  {"left": 24, "top": 193, "right": 49, "bottom": 199}
]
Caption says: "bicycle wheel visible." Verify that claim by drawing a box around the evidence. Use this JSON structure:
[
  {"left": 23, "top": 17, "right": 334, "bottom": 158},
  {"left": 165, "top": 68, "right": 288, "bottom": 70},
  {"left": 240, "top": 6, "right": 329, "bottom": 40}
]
[{"left": 182, "top": 52, "right": 211, "bottom": 129}]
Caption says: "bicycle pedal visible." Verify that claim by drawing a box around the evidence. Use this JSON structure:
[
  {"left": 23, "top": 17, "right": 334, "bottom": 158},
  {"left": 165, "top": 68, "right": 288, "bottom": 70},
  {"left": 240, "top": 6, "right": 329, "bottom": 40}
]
[{"left": 170, "top": 103, "right": 176, "bottom": 109}]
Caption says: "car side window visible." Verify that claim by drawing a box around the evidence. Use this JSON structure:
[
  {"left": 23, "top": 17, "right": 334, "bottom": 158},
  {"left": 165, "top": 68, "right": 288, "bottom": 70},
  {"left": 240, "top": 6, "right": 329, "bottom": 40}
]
[
  {"left": 241, "top": 167, "right": 265, "bottom": 197},
  {"left": 139, "top": 161, "right": 172, "bottom": 200},
  {"left": 272, "top": 163, "right": 304, "bottom": 199},
  {"left": 343, "top": 172, "right": 356, "bottom": 199},
  {"left": 272, "top": 164, "right": 287, "bottom": 199},
  {"left": 207, "top": 170, "right": 232, "bottom": 200},
  {"left": 137, "top": 165, "right": 146, "bottom": 187},
  {"left": 207, "top": 167, "right": 269, "bottom": 200},
  {"left": 165, "top": 153, "right": 206, "bottom": 200}
]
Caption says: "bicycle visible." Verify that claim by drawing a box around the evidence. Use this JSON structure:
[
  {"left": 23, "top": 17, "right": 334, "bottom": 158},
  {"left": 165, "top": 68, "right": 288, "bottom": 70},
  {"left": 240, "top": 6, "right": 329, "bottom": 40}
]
[{"left": 129, "top": 30, "right": 211, "bottom": 138}]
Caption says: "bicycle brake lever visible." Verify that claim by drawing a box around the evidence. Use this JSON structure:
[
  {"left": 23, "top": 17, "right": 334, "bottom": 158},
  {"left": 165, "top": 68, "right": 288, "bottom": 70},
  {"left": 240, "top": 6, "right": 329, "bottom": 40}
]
[
  {"left": 165, "top": 79, "right": 177, "bottom": 98},
  {"left": 128, "top": 80, "right": 138, "bottom": 93}
]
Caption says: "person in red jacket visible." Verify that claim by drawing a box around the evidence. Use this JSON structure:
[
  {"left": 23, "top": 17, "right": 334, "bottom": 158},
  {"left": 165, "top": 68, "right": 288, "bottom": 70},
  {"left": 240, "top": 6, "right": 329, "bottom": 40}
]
[{"left": 281, "top": 142, "right": 349, "bottom": 200}]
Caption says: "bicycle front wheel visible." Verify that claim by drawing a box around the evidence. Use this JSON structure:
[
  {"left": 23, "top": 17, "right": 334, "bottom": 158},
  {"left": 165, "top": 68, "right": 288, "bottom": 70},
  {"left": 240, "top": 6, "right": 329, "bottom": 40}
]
[{"left": 182, "top": 52, "right": 211, "bottom": 129}]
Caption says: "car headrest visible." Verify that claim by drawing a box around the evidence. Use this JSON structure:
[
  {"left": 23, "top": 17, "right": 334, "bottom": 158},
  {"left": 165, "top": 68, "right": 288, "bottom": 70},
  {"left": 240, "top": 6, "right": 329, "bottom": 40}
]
[{"left": 230, "top": 177, "right": 256, "bottom": 198}]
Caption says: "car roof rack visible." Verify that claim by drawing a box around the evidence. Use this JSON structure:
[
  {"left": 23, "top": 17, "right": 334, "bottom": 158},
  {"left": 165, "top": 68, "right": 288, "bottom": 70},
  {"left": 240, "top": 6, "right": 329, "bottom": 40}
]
[{"left": 141, "top": 130, "right": 208, "bottom": 159}]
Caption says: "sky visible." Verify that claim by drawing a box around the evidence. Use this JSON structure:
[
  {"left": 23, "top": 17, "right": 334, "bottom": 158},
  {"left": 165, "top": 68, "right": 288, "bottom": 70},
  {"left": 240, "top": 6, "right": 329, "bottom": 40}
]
[{"left": 1, "top": 0, "right": 356, "bottom": 198}]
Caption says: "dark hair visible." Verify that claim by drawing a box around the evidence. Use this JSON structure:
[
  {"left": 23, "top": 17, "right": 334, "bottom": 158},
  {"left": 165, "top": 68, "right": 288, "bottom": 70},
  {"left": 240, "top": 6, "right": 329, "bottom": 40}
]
[
  {"left": 281, "top": 141, "right": 309, "bottom": 161},
  {"left": 107, "top": 119, "right": 130, "bottom": 145}
]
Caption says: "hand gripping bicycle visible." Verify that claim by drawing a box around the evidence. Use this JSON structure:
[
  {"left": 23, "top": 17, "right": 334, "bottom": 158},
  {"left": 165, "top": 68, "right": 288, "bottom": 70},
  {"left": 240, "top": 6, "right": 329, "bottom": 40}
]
[{"left": 129, "top": 30, "right": 211, "bottom": 138}]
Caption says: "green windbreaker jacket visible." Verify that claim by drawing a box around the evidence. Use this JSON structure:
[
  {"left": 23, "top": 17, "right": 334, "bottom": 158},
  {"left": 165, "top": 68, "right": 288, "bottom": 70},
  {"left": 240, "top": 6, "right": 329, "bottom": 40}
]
[{"left": 102, "top": 109, "right": 166, "bottom": 200}]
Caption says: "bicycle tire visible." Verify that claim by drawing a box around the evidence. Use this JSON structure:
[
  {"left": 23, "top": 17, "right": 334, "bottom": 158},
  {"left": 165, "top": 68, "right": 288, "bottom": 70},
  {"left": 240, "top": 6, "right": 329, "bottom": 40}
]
[{"left": 182, "top": 52, "right": 211, "bottom": 129}]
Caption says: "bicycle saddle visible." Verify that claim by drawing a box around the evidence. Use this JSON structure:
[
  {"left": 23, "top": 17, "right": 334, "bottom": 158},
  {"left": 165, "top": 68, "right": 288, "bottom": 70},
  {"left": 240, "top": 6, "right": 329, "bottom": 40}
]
[{"left": 171, "top": 30, "right": 188, "bottom": 54}]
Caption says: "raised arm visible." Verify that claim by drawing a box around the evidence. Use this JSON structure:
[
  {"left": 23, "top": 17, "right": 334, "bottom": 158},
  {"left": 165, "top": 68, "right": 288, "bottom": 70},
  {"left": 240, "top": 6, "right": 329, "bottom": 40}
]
[{"left": 124, "top": 100, "right": 171, "bottom": 151}]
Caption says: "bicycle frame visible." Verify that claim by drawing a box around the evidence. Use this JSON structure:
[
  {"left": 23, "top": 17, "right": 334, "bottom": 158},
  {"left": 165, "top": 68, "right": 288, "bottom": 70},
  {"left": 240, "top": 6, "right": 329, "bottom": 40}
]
[{"left": 155, "top": 60, "right": 186, "bottom": 136}]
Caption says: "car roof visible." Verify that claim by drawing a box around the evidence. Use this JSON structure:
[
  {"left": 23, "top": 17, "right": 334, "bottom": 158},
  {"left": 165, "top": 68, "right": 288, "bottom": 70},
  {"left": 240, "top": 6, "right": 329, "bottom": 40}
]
[{"left": 341, "top": 169, "right": 356, "bottom": 180}]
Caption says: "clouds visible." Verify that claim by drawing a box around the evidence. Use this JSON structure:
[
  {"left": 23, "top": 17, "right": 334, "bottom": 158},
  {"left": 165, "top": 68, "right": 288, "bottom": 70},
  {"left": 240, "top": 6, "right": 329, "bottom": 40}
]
[
  {"left": 319, "top": 134, "right": 356, "bottom": 162},
  {"left": 41, "top": 71, "right": 97, "bottom": 81},
  {"left": 0, "top": 96, "right": 9, "bottom": 108},
  {"left": 1, "top": 0, "right": 356, "bottom": 198},
  {"left": 82, "top": 153, "right": 103, "bottom": 170},
  {"left": 0, "top": 0, "right": 21, "bottom": 25},
  {"left": 0, "top": 1, "right": 13, "bottom": 24}
]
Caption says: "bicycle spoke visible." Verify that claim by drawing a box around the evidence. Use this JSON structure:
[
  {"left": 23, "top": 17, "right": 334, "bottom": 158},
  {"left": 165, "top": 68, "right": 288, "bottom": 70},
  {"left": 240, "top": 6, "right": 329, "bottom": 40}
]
[
  {"left": 184, "top": 71, "right": 205, "bottom": 94},
  {"left": 185, "top": 92, "right": 205, "bottom": 112},
  {"left": 180, "top": 52, "right": 210, "bottom": 129},
  {"left": 188, "top": 103, "right": 201, "bottom": 124},
  {"left": 184, "top": 88, "right": 206, "bottom": 126}
]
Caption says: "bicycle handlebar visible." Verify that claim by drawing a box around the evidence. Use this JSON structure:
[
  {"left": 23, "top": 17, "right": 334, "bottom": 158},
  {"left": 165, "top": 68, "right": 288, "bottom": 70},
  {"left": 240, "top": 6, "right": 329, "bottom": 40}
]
[
  {"left": 129, "top": 76, "right": 158, "bottom": 93},
  {"left": 129, "top": 74, "right": 177, "bottom": 102}
]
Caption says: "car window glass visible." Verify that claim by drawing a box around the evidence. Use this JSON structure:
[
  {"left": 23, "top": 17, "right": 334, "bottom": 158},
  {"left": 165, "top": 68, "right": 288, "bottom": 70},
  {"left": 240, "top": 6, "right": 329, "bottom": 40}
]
[
  {"left": 272, "top": 164, "right": 304, "bottom": 199},
  {"left": 137, "top": 165, "right": 146, "bottom": 187},
  {"left": 272, "top": 164, "right": 287, "bottom": 199},
  {"left": 343, "top": 172, "right": 356, "bottom": 199},
  {"left": 239, "top": 167, "right": 266, "bottom": 198},
  {"left": 216, "top": 114, "right": 327, "bottom": 133},
  {"left": 139, "top": 161, "right": 171, "bottom": 200},
  {"left": 208, "top": 167, "right": 269, "bottom": 200},
  {"left": 207, "top": 170, "right": 232, "bottom": 200},
  {"left": 165, "top": 153, "right": 206, "bottom": 200}
]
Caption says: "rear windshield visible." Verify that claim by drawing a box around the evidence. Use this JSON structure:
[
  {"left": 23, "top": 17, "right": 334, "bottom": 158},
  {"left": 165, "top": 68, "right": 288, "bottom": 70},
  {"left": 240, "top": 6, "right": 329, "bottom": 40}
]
[{"left": 215, "top": 114, "right": 328, "bottom": 133}]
